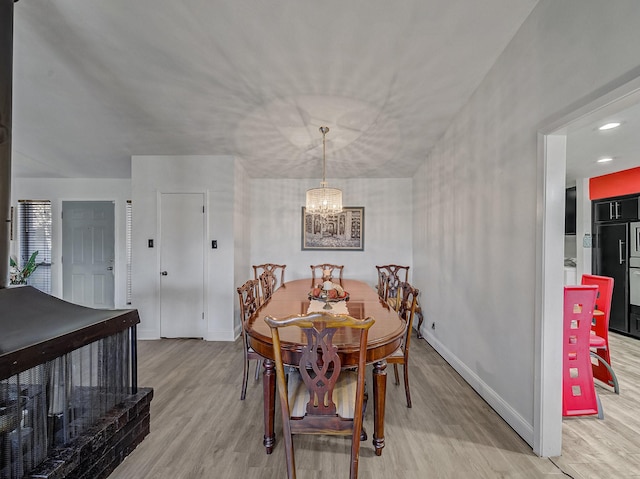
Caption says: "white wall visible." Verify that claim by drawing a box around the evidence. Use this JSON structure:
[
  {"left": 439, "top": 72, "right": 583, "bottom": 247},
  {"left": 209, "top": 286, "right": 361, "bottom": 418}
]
[
  {"left": 131, "top": 155, "right": 236, "bottom": 341},
  {"left": 11, "top": 178, "right": 131, "bottom": 306},
  {"left": 250, "top": 178, "right": 412, "bottom": 286},
  {"left": 413, "top": 0, "right": 640, "bottom": 456},
  {"left": 234, "top": 160, "right": 251, "bottom": 336}
]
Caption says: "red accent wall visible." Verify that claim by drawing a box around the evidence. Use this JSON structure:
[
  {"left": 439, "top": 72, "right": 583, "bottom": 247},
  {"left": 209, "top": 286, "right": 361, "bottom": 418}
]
[{"left": 589, "top": 166, "right": 640, "bottom": 200}]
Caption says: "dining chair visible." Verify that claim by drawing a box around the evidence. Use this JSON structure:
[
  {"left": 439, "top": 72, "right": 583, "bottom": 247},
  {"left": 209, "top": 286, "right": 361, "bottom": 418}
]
[
  {"left": 253, "top": 263, "right": 286, "bottom": 290},
  {"left": 258, "top": 270, "right": 277, "bottom": 306},
  {"left": 310, "top": 264, "right": 344, "bottom": 286},
  {"left": 375, "top": 265, "right": 409, "bottom": 310},
  {"left": 562, "top": 285, "right": 602, "bottom": 418},
  {"left": 237, "top": 278, "right": 263, "bottom": 400},
  {"left": 375, "top": 265, "right": 425, "bottom": 337},
  {"left": 264, "top": 312, "right": 374, "bottom": 479},
  {"left": 581, "top": 274, "right": 619, "bottom": 393},
  {"left": 386, "top": 281, "right": 419, "bottom": 408}
]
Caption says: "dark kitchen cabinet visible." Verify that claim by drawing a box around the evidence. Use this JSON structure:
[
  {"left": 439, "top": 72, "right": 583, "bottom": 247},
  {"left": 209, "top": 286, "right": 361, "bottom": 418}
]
[
  {"left": 565, "top": 187, "right": 576, "bottom": 235},
  {"left": 593, "top": 222, "right": 629, "bottom": 333},
  {"left": 594, "top": 196, "right": 639, "bottom": 222},
  {"left": 630, "top": 309, "right": 640, "bottom": 337}
]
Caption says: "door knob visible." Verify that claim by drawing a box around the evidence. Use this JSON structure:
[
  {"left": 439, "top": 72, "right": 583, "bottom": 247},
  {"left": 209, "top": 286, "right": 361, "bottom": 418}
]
[
  {"left": 161, "top": 271, "right": 168, "bottom": 276},
  {"left": 107, "top": 266, "right": 113, "bottom": 271}
]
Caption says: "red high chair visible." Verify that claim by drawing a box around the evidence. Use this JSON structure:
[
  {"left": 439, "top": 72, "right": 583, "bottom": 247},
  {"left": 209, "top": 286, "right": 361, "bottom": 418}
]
[
  {"left": 581, "top": 274, "right": 619, "bottom": 394},
  {"left": 562, "top": 285, "right": 603, "bottom": 418}
]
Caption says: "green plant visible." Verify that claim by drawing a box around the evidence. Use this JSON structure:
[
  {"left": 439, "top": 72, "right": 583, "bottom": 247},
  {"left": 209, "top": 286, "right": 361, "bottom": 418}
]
[{"left": 9, "top": 251, "right": 39, "bottom": 285}]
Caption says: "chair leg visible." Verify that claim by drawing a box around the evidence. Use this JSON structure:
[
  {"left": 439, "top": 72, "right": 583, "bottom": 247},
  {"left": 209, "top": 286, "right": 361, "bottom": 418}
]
[
  {"left": 360, "top": 389, "right": 368, "bottom": 441},
  {"left": 403, "top": 363, "right": 412, "bottom": 408},
  {"left": 590, "top": 351, "right": 620, "bottom": 394},
  {"left": 596, "top": 392, "right": 604, "bottom": 420},
  {"left": 393, "top": 364, "right": 400, "bottom": 385},
  {"left": 241, "top": 356, "right": 249, "bottom": 400},
  {"left": 254, "top": 359, "right": 262, "bottom": 381},
  {"left": 282, "top": 426, "right": 296, "bottom": 479}
]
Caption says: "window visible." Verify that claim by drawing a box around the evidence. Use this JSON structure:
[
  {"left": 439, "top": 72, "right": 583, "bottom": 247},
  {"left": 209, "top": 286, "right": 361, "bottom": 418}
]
[{"left": 18, "top": 200, "right": 52, "bottom": 293}]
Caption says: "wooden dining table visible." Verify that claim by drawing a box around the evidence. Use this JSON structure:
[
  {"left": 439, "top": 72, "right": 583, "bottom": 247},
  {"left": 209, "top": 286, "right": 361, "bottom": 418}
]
[{"left": 246, "top": 278, "right": 406, "bottom": 456}]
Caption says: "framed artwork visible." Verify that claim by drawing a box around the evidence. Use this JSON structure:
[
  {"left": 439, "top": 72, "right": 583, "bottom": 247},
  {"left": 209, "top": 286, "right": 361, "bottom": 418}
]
[{"left": 301, "top": 206, "right": 364, "bottom": 251}]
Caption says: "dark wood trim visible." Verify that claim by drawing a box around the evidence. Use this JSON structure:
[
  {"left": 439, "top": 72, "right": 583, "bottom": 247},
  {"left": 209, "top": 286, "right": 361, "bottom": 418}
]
[{"left": 0, "top": 0, "right": 15, "bottom": 289}]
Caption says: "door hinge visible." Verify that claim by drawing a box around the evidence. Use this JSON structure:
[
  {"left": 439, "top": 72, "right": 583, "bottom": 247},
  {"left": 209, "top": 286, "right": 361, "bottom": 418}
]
[
  {"left": 202, "top": 312, "right": 205, "bottom": 319},
  {"left": 202, "top": 205, "right": 205, "bottom": 213}
]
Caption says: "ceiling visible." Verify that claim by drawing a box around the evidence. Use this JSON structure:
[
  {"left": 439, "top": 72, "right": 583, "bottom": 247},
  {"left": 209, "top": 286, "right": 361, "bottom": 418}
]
[
  {"left": 11, "top": 0, "right": 540, "bottom": 179},
  {"left": 565, "top": 91, "right": 640, "bottom": 186},
  {"left": 10, "top": 0, "right": 639, "bottom": 183}
]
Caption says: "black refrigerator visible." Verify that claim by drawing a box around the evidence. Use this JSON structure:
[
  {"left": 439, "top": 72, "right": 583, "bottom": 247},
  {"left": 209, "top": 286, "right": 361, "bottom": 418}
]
[{"left": 594, "top": 222, "right": 629, "bottom": 333}]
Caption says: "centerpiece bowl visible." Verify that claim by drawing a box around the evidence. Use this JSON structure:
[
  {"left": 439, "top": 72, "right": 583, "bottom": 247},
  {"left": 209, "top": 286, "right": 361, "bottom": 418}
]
[
  {"left": 309, "top": 282, "right": 349, "bottom": 309},
  {"left": 308, "top": 291, "right": 349, "bottom": 302}
]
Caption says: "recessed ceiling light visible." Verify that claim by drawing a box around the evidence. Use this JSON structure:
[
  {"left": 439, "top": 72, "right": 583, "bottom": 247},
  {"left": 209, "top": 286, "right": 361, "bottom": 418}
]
[
  {"left": 598, "top": 122, "right": 621, "bottom": 130},
  {"left": 597, "top": 157, "right": 613, "bottom": 163}
]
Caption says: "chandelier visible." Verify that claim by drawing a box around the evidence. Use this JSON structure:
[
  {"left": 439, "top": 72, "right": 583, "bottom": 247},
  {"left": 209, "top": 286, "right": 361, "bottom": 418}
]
[{"left": 305, "top": 126, "right": 343, "bottom": 216}]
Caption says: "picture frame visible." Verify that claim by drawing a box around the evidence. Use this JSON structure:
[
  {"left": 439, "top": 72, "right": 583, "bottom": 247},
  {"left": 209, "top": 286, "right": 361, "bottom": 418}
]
[{"left": 301, "top": 206, "right": 364, "bottom": 251}]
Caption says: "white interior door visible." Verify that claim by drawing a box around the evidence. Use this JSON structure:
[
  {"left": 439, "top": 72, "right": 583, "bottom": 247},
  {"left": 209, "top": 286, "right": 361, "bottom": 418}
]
[
  {"left": 160, "top": 192, "right": 205, "bottom": 338},
  {"left": 62, "top": 201, "right": 115, "bottom": 308}
]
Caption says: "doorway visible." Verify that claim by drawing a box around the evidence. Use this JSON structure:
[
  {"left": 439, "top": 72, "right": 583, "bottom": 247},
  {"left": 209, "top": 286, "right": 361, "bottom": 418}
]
[
  {"left": 159, "top": 192, "right": 205, "bottom": 338},
  {"left": 538, "top": 76, "right": 640, "bottom": 456},
  {"left": 62, "top": 201, "right": 115, "bottom": 308}
]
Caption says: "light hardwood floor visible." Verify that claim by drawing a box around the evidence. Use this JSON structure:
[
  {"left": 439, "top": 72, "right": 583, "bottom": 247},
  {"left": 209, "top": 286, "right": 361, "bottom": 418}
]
[{"left": 109, "top": 332, "right": 640, "bottom": 478}]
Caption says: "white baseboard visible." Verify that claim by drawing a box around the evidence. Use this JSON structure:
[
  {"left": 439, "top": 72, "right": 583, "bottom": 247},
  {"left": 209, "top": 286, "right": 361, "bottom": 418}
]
[
  {"left": 136, "top": 328, "right": 159, "bottom": 340},
  {"left": 419, "top": 328, "right": 534, "bottom": 449},
  {"left": 204, "top": 330, "right": 237, "bottom": 342}
]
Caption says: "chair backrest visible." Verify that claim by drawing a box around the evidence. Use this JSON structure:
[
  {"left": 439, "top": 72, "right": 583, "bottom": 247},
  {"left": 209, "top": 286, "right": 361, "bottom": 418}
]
[
  {"left": 377, "top": 271, "right": 389, "bottom": 301},
  {"left": 562, "top": 285, "right": 599, "bottom": 417},
  {"left": 310, "top": 264, "right": 344, "bottom": 286},
  {"left": 264, "top": 312, "right": 374, "bottom": 479},
  {"left": 397, "top": 282, "right": 419, "bottom": 354},
  {"left": 237, "top": 279, "right": 260, "bottom": 330},
  {"left": 580, "top": 274, "right": 614, "bottom": 337},
  {"left": 375, "top": 265, "right": 409, "bottom": 306},
  {"left": 253, "top": 263, "right": 286, "bottom": 289},
  {"left": 259, "top": 270, "right": 277, "bottom": 304}
]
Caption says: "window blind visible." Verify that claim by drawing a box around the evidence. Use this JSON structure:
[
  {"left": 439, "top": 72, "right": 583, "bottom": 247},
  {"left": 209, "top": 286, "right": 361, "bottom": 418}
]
[{"left": 18, "top": 200, "right": 52, "bottom": 294}]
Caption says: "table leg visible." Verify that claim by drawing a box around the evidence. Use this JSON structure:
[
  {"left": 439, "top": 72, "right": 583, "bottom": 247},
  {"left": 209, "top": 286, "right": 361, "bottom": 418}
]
[
  {"left": 372, "top": 359, "right": 387, "bottom": 456},
  {"left": 262, "top": 358, "right": 276, "bottom": 454}
]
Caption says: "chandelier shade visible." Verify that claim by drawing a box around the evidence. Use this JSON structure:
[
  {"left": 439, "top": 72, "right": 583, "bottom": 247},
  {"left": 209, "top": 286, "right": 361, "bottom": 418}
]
[
  {"left": 305, "top": 126, "right": 343, "bottom": 215},
  {"left": 306, "top": 183, "right": 343, "bottom": 215}
]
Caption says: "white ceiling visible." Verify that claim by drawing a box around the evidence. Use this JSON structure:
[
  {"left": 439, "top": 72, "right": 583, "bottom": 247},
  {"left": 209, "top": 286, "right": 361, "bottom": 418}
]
[
  {"left": 565, "top": 91, "right": 640, "bottom": 186},
  {"left": 12, "top": 0, "right": 638, "bottom": 184},
  {"left": 11, "top": 0, "right": 541, "bottom": 179}
]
